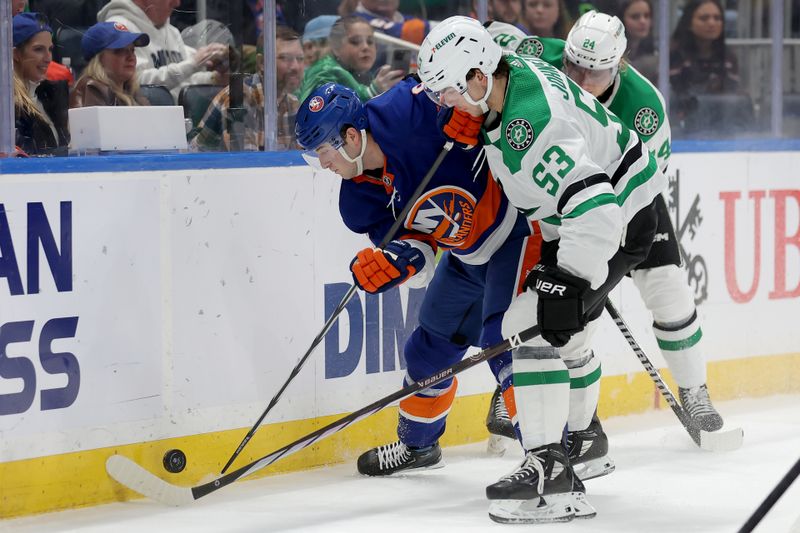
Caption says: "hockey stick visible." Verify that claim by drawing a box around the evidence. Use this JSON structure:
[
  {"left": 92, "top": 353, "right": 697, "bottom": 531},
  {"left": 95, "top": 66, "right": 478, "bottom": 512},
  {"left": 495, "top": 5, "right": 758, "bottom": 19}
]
[
  {"left": 605, "top": 300, "right": 743, "bottom": 452},
  {"left": 107, "top": 323, "right": 541, "bottom": 506},
  {"left": 738, "top": 456, "right": 800, "bottom": 533},
  {"left": 219, "top": 141, "right": 456, "bottom": 473}
]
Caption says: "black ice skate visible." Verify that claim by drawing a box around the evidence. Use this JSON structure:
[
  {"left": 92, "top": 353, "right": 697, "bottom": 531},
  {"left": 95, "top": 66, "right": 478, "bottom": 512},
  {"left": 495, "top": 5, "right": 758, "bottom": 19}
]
[
  {"left": 486, "top": 386, "right": 516, "bottom": 438},
  {"left": 357, "top": 440, "right": 443, "bottom": 476},
  {"left": 486, "top": 443, "right": 596, "bottom": 524},
  {"left": 567, "top": 414, "right": 615, "bottom": 481},
  {"left": 486, "top": 386, "right": 516, "bottom": 455},
  {"left": 679, "top": 384, "right": 724, "bottom": 432}
]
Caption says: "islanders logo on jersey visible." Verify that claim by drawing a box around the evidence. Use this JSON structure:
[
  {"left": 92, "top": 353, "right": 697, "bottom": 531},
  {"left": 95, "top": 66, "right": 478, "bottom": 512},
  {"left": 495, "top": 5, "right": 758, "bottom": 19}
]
[
  {"left": 309, "top": 96, "right": 325, "bottom": 112},
  {"left": 405, "top": 186, "right": 478, "bottom": 248}
]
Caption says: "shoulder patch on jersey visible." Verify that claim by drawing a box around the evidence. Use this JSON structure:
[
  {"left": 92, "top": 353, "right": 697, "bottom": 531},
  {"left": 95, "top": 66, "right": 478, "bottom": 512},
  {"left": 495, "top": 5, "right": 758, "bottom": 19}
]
[
  {"left": 634, "top": 107, "right": 659, "bottom": 136},
  {"left": 516, "top": 37, "right": 544, "bottom": 58},
  {"left": 505, "top": 118, "right": 534, "bottom": 151}
]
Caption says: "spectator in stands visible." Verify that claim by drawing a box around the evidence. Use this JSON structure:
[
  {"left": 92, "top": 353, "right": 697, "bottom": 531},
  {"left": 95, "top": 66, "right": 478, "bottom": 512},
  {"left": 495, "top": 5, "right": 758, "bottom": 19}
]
[
  {"left": 70, "top": 22, "right": 151, "bottom": 107},
  {"left": 350, "top": 0, "right": 430, "bottom": 45},
  {"left": 98, "top": 0, "right": 230, "bottom": 100},
  {"left": 488, "top": 0, "right": 526, "bottom": 31},
  {"left": 302, "top": 15, "right": 338, "bottom": 68},
  {"left": 617, "top": 0, "right": 658, "bottom": 84},
  {"left": 299, "top": 15, "right": 403, "bottom": 103},
  {"left": 522, "top": 0, "right": 573, "bottom": 39},
  {"left": 670, "top": 0, "right": 740, "bottom": 95},
  {"left": 12, "top": 0, "right": 27, "bottom": 15},
  {"left": 189, "top": 25, "right": 304, "bottom": 151},
  {"left": 12, "top": 12, "right": 69, "bottom": 156}
]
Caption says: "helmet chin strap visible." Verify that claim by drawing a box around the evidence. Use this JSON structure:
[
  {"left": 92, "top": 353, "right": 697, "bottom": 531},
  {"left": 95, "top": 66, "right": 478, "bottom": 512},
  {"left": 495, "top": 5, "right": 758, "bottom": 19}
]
[
  {"left": 337, "top": 129, "right": 368, "bottom": 175},
  {"left": 464, "top": 74, "right": 493, "bottom": 114},
  {"left": 598, "top": 65, "right": 620, "bottom": 98}
]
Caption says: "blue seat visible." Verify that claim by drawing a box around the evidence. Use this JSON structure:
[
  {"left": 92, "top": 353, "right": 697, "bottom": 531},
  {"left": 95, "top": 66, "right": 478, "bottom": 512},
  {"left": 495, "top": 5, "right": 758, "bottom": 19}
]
[{"left": 139, "top": 85, "right": 175, "bottom": 106}]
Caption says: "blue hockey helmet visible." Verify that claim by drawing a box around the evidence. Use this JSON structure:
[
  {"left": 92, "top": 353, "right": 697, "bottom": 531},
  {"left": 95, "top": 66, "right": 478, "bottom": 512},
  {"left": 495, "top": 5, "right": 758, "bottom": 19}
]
[{"left": 295, "top": 83, "right": 369, "bottom": 151}]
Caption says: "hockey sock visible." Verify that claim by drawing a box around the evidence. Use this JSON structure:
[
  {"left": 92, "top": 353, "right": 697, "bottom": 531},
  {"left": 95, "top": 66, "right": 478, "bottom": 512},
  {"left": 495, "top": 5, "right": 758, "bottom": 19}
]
[
  {"left": 654, "top": 310, "right": 707, "bottom": 388},
  {"left": 565, "top": 351, "right": 601, "bottom": 432},
  {"left": 511, "top": 345, "right": 570, "bottom": 450}
]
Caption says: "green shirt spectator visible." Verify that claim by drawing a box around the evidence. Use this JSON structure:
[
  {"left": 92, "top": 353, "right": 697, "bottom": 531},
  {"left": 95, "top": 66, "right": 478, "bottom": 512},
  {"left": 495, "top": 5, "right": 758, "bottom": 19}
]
[{"left": 299, "top": 15, "right": 403, "bottom": 103}]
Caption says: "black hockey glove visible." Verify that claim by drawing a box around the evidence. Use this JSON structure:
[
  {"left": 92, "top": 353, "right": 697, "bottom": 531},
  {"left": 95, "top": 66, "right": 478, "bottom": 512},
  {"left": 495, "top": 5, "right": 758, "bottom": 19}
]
[{"left": 524, "top": 264, "right": 591, "bottom": 348}]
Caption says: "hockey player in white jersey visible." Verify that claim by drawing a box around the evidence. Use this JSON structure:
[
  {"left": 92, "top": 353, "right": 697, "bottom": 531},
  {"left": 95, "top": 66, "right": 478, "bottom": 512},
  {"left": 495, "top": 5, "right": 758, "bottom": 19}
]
[
  {"left": 486, "top": 12, "right": 724, "bottom": 433},
  {"left": 418, "top": 16, "right": 666, "bottom": 523}
]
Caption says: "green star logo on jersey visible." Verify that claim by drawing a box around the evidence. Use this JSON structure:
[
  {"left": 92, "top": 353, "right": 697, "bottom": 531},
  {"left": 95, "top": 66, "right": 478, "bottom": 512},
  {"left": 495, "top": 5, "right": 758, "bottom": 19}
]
[
  {"left": 634, "top": 107, "right": 659, "bottom": 136},
  {"left": 505, "top": 119, "right": 534, "bottom": 151},
  {"left": 516, "top": 37, "right": 544, "bottom": 58}
]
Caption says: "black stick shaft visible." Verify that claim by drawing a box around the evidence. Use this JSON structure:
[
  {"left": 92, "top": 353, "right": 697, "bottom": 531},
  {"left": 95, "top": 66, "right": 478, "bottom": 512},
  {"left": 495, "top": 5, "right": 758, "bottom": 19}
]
[
  {"left": 738, "top": 457, "right": 800, "bottom": 533},
  {"left": 220, "top": 142, "right": 454, "bottom": 473},
  {"left": 194, "top": 323, "right": 540, "bottom": 500},
  {"left": 605, "top": 300, "right": 701, "bottom": 445}
]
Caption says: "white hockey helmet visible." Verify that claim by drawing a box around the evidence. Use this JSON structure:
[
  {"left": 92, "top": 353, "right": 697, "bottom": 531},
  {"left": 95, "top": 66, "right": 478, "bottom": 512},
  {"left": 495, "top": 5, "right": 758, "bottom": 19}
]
[
  {"left": 564, "top": 11, "right": 627, "bottom": 70},
  {"left": 417, "top": 16, "right": 502, "bottom": 113}
]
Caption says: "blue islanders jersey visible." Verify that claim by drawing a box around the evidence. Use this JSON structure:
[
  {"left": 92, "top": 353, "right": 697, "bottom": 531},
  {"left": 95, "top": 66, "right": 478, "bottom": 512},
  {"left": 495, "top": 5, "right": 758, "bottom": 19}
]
[{"left": 339, "top": 77, "right": 518, "bottom": 266}]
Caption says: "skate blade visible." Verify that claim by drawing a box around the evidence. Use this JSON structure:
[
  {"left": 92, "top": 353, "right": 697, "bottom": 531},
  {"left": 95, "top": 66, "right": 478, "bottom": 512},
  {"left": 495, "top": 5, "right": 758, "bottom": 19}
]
[
  {"left": 486, "top": 434, "right": 514, "bottom": 456},
  {"left": 700, "top": 426, "right": 744, "bottom": 452},
  {"left": 488, "top": 492, "right": 590, "bottom": 524},
  {"left": 571, "top": 491, "right": 597, "bottom": 519},
  {"left": 574, "top": 456, "right": 616, "bottom": 481},
  {"left": 389, "top": 459, "right": 447, "bottom": 477}
]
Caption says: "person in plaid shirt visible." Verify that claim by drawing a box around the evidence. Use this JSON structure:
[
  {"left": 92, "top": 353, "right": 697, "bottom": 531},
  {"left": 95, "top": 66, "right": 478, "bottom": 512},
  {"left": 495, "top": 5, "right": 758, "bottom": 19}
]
[{"left": 190, "top": 25, "right": 304, "bottom": 151}]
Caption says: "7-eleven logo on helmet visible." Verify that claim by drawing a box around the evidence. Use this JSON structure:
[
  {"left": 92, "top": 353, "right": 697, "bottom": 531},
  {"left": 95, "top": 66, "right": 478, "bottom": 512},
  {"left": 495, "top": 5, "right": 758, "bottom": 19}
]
[{"left": 309, "top": 96, "right": 325, "bottom": 112}]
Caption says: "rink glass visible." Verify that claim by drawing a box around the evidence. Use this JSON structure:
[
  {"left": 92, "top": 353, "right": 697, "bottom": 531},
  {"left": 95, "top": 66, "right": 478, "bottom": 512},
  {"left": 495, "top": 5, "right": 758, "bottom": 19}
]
[{"left": 2, "top": 0, "right": 800, "bottom": 156}]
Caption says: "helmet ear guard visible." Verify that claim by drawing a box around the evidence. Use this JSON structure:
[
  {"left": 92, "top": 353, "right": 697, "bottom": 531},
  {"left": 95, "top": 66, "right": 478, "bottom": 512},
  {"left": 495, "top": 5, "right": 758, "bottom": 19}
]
[
  {"left": 295, "top": 83, "right": 369, "bottom": 152},
  {"left": 295, "top": 83, "right": 370, "bottom": 175}
]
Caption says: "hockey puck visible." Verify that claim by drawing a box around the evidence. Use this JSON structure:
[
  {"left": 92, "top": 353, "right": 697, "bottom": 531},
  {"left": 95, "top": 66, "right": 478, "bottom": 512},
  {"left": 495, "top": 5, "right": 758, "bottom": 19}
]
[{"left": 163, "top": 449, "right": 187, "bottom": 473}]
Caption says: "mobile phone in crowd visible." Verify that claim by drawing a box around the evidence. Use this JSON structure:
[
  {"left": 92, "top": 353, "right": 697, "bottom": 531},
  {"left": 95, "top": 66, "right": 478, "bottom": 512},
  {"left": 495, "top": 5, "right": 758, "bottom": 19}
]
[{"left": 390, "top": 48, "right": 413, "bottom": 75}]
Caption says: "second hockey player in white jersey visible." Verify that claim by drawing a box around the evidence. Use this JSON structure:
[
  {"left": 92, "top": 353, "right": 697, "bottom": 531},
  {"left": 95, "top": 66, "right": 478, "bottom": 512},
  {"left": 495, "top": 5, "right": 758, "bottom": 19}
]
[
  {"left": 419, "top": 15, "right": 666, "bottom": 524},
  {"left": 486, "top": 11, "right": 724, "bottom": 434}
]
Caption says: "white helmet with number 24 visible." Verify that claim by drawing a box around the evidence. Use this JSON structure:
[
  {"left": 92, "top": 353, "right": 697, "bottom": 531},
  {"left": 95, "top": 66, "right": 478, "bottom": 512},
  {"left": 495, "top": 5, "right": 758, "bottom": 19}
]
[
  {"left": 564, "top": 11, "right": 627, "bottom": 70},
  {"left": 417, "top": 16, "right": 502, "bottom": 113}
]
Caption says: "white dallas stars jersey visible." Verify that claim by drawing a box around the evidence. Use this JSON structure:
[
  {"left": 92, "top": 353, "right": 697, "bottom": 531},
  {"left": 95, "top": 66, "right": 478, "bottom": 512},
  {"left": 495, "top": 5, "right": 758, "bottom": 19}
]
[
  {"left": 486, "top": 21, "right": 671, "bottom": 172},
  {"left": 482, "top": 55, "right": 666, "bottom": 287}
]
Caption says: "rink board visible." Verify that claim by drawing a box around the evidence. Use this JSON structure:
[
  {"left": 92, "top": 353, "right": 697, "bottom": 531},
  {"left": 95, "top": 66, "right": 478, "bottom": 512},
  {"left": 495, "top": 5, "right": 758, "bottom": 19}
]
[{"left": 1, "top": 145, "right": 799, "bottom": 518}]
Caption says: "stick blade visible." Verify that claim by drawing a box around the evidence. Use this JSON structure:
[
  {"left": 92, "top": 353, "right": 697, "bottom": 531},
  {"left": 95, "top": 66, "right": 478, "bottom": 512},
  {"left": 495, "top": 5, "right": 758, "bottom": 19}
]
[
  {"left": 700, "top": 426, "right": 744, "bottom": 452},
  {"left": 106, "top": 454, "right": 195, "bottom": 506}
]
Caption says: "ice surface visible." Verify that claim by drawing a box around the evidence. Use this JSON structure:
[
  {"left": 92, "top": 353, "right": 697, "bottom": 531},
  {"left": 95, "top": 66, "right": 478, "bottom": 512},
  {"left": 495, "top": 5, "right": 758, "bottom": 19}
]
[{"left": 6, "top": 394, "right": 800, "bottom": 533}]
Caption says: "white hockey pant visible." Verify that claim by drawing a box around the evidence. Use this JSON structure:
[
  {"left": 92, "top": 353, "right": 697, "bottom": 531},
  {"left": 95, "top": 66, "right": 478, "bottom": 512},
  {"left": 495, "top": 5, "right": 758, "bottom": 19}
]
[
  {"left": 501, "top": 289, "right": 601, "bottom": 451},
  {"left": 631, "top": 264, "right": 706, "bottom": 388}
]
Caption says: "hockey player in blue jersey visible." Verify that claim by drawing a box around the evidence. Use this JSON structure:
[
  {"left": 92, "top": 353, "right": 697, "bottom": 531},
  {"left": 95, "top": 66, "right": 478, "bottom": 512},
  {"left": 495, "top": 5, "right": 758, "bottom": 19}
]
[
  {"left": 299, "top": 78, "right": 628, "bottom": 482},
  {"left": 295, "top": 80, "right": 548, "bottom": 477}
]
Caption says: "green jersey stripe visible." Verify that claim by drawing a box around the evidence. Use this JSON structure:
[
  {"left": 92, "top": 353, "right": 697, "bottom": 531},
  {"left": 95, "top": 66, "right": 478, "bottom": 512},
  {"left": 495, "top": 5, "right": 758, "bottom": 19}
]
[
  {"left": 570, "top": 365, "right": 602, "bottom": 389},
  {"left": 616, "top": 153, "right": 658, "bottom": 207},
  {"left": 562, "top": 193, "right": 618, "bottom": 220},
  {"left": 514, "top": 369, "right": 571, "bottom": 387},
  {"left": 657, "top": 328, "right": 704, "bottom": 351}
]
